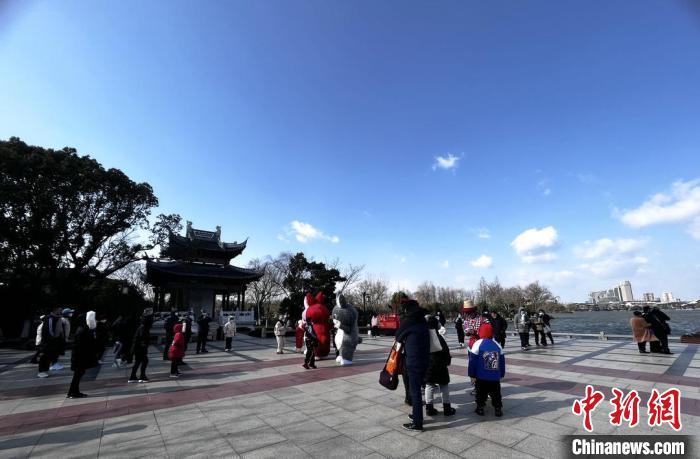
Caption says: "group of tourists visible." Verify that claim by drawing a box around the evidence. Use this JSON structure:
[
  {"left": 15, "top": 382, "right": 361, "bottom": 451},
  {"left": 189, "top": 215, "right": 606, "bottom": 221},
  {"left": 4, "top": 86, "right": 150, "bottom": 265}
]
[
  {"left": 630, "top": 306, "right": 673, "bottom": 354},
  {"left": 512, "top": 307, "right": 554, "bottom": 350},
  {"left": 397, "top": 298, "right": 506, "bottom": 431}
]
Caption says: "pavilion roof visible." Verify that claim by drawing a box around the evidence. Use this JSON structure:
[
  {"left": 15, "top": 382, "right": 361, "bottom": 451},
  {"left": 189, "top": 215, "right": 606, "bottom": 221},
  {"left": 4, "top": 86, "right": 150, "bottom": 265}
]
[{"left": 146, "top": 260, "right": 263, "bottom": 285}]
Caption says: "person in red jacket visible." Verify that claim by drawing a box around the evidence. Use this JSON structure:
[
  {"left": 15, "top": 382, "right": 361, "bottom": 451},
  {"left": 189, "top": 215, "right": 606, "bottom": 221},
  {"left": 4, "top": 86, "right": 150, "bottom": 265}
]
[{"left": 168, "top": 323, "right": 185, "bottom": 378}]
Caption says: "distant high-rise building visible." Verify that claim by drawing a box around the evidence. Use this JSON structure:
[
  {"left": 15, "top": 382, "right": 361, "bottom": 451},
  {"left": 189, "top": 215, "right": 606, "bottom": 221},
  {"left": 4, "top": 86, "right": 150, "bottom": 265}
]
[
  {"left": 662, "top": 292, "right": 675, "bottom": 303},
  {"left": 643, "top": 292, "right": 655, "bottom": 302},
  {"left": 619, "top": 281, "right": 634, "bottom": 302}
]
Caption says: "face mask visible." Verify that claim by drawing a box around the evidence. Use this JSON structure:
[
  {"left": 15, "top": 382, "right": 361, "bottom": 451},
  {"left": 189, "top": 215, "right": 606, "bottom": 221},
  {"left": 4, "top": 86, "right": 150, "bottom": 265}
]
[{"left": 539, "top": 312, "right": 544, "bottom": 316}]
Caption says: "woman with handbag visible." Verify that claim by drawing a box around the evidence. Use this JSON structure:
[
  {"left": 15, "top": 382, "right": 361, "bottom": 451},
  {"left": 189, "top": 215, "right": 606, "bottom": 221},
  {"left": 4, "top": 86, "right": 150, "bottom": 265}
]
[{"left": 395, "top": 299, "right": 430, "bottom": 432}]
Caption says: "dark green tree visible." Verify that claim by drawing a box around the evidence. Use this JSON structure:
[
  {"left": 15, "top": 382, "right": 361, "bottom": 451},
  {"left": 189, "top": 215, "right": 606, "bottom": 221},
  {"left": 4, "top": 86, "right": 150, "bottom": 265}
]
[
  {"left": 278, "top": 252, "right": 346, "bottom": 320},
  {"left": 0, "top": 137, "right": 160, "bottom": 325}
]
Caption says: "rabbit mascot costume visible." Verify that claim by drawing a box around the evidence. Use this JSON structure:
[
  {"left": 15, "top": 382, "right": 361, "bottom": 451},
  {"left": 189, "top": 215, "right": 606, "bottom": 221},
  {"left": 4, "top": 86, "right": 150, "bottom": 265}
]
[{"left": 332, "top": 294, "right": 360, "bottom": 365}]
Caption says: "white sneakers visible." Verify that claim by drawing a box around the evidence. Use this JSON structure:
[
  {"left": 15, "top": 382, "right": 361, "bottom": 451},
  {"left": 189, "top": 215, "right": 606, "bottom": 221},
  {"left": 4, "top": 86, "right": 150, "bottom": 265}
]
[
  {"left": 37, "top": 372, "right": 49, "bottom": 378},
  {"left": 49, "top": 363, "right": 64, "bottom": 371}
]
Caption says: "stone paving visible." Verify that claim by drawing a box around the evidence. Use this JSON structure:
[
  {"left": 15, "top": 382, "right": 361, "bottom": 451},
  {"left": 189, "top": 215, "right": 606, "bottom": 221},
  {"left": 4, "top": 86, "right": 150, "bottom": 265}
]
[{"left": 0, "top": 332, "right": 698, "bottom": 458}]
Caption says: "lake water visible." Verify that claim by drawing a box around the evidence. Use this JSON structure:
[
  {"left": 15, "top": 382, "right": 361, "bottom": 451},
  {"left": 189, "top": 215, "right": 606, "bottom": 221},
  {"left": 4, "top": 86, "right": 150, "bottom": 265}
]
[{"left": 546, "top": 310, "right": 700, "bottom": 336}]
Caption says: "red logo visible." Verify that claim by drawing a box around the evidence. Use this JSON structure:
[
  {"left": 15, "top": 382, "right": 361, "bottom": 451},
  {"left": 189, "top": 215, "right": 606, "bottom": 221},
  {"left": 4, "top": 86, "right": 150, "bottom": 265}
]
[
  {"left": 572, "top": 385, "right": 605, "bottom": 432},
  {"left": 647, "top": 388, "right": 682, "bottom": 431}
]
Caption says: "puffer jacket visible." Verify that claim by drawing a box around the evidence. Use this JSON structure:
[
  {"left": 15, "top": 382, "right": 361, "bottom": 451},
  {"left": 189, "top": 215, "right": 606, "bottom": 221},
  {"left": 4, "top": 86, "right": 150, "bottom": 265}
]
[{"left": 169, "top": 323, "right": 186, "bottom": 360}]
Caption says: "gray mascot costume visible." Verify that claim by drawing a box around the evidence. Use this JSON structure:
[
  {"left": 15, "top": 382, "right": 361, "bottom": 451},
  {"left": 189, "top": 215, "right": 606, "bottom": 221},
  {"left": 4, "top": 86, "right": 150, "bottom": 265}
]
[{"left": 332, "top": 294, "right": 359, "bottom": 365}]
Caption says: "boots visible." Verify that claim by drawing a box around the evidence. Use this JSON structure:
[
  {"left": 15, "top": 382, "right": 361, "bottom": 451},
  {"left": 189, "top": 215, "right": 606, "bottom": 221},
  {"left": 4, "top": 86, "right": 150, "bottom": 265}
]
[
  {"left": 443, "top": 403, "right": 456, "bottom": 416},
  {"left": 425, "top": 403, "right": 438, "bottom": 416}
]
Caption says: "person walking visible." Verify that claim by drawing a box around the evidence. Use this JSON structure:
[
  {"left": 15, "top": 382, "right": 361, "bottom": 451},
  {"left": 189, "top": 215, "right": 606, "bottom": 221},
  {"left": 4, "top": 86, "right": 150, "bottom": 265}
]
[
  {"left": 67, "top": 311, "right": 98, "bottom": 398},
  {"left": 490, "top": 310, "right": 507, "bottom": 348},
  {"left": 163, "top": 310, "right": 179, "bottom": 360},
  {"left": 538, "top": 309, "right": 554, "bottom": 345},
  {"left": 224, "top": 316, "right": 236, "bottom": 351},
  {"left": 37, "top": 307, "right": 63, "bottom": 378},
  {"left": 514, "top": 307, "right": 531, "bottom": 351},
  {"left": 169, "top": 323, "right": 186, "bottom": 377},
  {"left": 128, "top": 312, "right": 153, "bottom": 383},
  {"left": 274, "top": 316, "right": 287, "bottom": 354},
  {"left": 531, "top": 313, "right": 547, "bottom": 347},
  {"left": 196, "top": 312, "right": 212, "bottom": 354},
  {"left": 454, "top": 315, "right": 465, "bottom": 348},
  {"left": 52, "top": 308, "right": 73, "bottom": 371},
  {"left": 424, "top": 315, "right": 456, "bottom": 417},
  {"left": 630, "top": 310, "right": 656, "bottom": 353},
  {"left": 468, "top": 323, "right": 505, "bottom": 417},
  {"left": 395, "top": 299, "right": 430, "bottom": 432}
]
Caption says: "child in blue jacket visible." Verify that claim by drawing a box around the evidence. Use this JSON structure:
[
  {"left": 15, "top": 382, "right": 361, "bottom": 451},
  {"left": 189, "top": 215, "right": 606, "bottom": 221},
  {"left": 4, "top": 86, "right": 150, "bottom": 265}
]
[{"left": 468, "top": 322, "right": 505, "bottom": 417}]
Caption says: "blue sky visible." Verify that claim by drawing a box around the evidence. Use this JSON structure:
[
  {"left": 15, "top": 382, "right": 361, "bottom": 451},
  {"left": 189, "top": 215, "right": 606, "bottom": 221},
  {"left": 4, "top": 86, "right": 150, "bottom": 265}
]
[{"left": 2, "top": 1, "right": 700, "bottom": 301}]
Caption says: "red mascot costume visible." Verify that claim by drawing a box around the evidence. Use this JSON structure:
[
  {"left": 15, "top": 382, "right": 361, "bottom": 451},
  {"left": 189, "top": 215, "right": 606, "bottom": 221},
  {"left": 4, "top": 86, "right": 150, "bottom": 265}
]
[{"left": 305, "top": 292, "right": 331, "bottom": 358}]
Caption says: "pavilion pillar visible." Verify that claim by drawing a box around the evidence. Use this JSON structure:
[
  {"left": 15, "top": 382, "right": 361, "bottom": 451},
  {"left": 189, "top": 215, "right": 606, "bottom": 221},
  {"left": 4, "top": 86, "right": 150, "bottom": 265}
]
[{"left": 242, "top": 287, "right": 246, "bottom": 310}]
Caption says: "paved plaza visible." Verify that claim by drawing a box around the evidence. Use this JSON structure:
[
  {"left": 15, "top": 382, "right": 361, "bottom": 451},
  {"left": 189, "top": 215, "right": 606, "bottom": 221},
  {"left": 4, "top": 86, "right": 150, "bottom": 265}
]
[{"left": 0, "top": 332, "right": 698, "bottom": 458}]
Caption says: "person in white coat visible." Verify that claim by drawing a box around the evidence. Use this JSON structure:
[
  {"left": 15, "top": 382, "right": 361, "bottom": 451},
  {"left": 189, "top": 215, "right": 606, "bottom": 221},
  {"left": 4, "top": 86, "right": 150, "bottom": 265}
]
[
  {"left": 223, "top": 317, "right": 236, "bottom": 351},
  {"left": 274, "top": 316, "right": 287, "bottom": 354}
]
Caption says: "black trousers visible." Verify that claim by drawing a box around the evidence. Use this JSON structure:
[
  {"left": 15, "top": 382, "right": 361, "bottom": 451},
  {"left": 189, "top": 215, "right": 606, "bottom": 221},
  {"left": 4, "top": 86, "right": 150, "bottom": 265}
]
[
  {"left": 518, "top": 332, "right": 530, "bottom": 348},
  {"left": 534, "top": 330, "right": 547, "bottom": 346},
  {"left": 163, "top": 333, "right": 173, "bottom": 360},
  {"left": 637, "top": 342, "right": 647, "bottom": 352},
  {"left": 546, "top": 332, "right": 554, "bottom": 344},
  {"left": 225, "top": 337, "right": 233, "bottom": 349},
  {"left": 170, "top": 359, "right": 179, "bottom": 375},
  {"left": 130, "top": 350, "right": 148, "bottom": 379},
  {"left": 38, "top": 341, "right": 58, "bottom": 372},
  {"left": 68, "top": 368, "right": 85, "bottom": 395},
  {"left": 196, "top": 333, "right": 208, "bottom": 353},
  {"left": 304, "top": 341, "right": 317, "bottom": 366},
  {"left": 475, "top": 379, "right": 502, "bottom": 409},
  {"left": 408, "top": 368, "right": 426, "bottom": 426},
  {"left": 497, "top": 336, "right": 506, "bottom": 348},
  {"left": 655, "top": 332, "right": 669, "bottom": 352}
]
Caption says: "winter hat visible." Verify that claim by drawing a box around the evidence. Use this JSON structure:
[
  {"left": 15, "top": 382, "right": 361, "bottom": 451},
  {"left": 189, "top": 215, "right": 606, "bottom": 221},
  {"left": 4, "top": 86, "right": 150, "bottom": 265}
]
[
  {"left": 462, "top": 299, "right": 475, "bottom": 312},
  {"left": 478, "top": 323, "right": 494, "bottom": 339},
  {"left": 62, "top": 308, "right": 74, "bottom": 318},
  {"left": 401, "top": 299, "right": 420, "bottom": 314}
]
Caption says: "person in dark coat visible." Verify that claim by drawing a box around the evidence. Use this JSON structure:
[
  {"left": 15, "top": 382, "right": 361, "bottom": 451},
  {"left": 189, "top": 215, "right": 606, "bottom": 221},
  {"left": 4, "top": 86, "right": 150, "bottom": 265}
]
[
  {"left": 37, "top": 307, "right": 63, "bottom": 378},
  {"left": 489, "top": 310, "right": 508, "bottom": 348},
  {"left": 424, "top": 315, "right": 455, "bottom": 417},
  {"left": 163, "top": 310, "right": 179, "bottom": 360},
  {"left": 121, "top": 315, "right": 137, "bottom": 364},
  {"left": 395, "top": 299, "right": 430, "bottom": 432},
  {"left": 94, "top": 315, "right": 110, "bottom": 363},
  {"left": 454, "top": 315, "right": 465, "bottom": 348},
  {"left": 128, "top": 312, "right": 153, "bottom": 383},
  {"left": 644, "top": 306, "right": 672, "bottom": 354},
  {"left": 68, "top": 311, "right": 98, "bottom": 398},
  {"left": 196, "top": 312, "right": 212, "bottom": 354},
  {"left": 538, "top": 309, "right": 554, "bottom": 345},
  {"left": 183, "top": 313, "right": 193, "bottom": 348}
]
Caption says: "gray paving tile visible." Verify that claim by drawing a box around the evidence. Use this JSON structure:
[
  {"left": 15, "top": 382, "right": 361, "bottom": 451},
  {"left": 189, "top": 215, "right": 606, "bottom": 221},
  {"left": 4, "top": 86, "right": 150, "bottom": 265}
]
[
  {"left": 464, "top": 422, "right": 529, "bottom": 447},
  {"left": 335, "top": 418, "right": 393, "bottom": 442},
  {"left": 459, "top": 439, "right": 536, "bottom": 459},
  {"left": 228, "top": 426, "right": 287, "bottom": 454},
  {"left": 241, "top": 442, "right": 307, "bottom": 459},
  {"left": 410, "top": 446, "right": 462, "bottom": 458},
  {"left": 364, "top": 430, "right": 430, "bottom": 458},
  {"left": 301, "top": 434, "right": 375, "bottom": 458},
  {"left": 512, "top": 435, "right": 567, "bottom": 459},
  {"left": 511, "top": 417, "right": 576, "bottom": 439},
  {"left": 277, "top": 419, "right": 340, "bottom": 445}
]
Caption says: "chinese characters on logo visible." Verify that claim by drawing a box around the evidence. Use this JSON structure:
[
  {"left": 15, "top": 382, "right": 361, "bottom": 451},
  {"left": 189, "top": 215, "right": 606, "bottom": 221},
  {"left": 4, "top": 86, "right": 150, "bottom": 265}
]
[{"left": 572, "top": 385, "right": 682, "bottom": 432}]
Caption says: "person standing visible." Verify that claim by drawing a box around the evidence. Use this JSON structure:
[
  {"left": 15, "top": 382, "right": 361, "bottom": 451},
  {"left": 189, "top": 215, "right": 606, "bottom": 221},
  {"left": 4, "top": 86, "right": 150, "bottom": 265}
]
[
  {"left": 169, "top": 323, "right": 186, "bottom": 377},
  {"left": 454, "top": 315, "right": 465, "bottom": 348},
  {"left": 538, "top": 309, "right": 554, "bottom": 345},
  {"left": 396, "top": 299, "right": 430, "bottom": 432},
  {"left": 424, "top": 315, "right": 456, "bottom": 417},
  {"left": 37, "top": 307, "right": 63, "bottom": 378},
  {"left": 514, "top": 307, "right": 531, "bottom": 351},
  {"left": 128, "top": 312, "right": 153, "bottom": 383},
  {"left": 490, "top": 310, "right": 507, "bottom": 348},
  {"left": 224, "top": 316, "right": 236, "bottom": 351},
  {"left": 183, "top": 313, "right": 193, "bottom": 350},
  {"left": 196, "top": 312, "right": 212, "bottom": 354},
  {"left": 163, "top": 310, "right": 179, "bottom": 360},
  {"left": 531, "top": 313, "right": 547, "bottom": 347},
  {"left": 370, "top": 314, "right": 379, "bottom": 338},
  {"left": 468, "top": 323, "right": 505, "bottom": 417},
  {"left": 67, "top": 311, "right": 98, "bottom": 398},
  {"left": 644, "top": 306, "right": 672, "bottom": 354},
  {"left": 51, "top": 308, "right": 73, "bottom": 371},
  {"left": 94, "top": 315, "right": 110, "bottom": 364},
  {"left": 302, "top": 318, "right": 318, "bottom": 369},
  {"left": 274, "top": 316, "right": 287, "bottom": 354},
  {"left": 630, "top": 311, "right": 656, "bottom": 353},
  {"left": 462, "top": 300, "right": 483, "bottom": 350}
]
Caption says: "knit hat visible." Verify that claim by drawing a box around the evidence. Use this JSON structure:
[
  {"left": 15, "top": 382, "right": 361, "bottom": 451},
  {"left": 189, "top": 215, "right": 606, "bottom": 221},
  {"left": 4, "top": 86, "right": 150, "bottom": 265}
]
[
  {"left": 402, "top": 299, "right": 420, "bottom": 314},
  {"left": 478, "top": 323, "right": 493, "bottom": 339},
  {"left": 462, "top": 299, "right": 475, "bottom": 312}
]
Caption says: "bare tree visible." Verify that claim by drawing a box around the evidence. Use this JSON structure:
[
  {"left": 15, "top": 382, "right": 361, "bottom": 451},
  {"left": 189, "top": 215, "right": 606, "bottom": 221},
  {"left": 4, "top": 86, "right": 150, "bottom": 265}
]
[
  {"left": 414, "top": 281, "right": 437, "bottom": 307},
  {"left": 354, "top": 275, "right": 390, "bottom": 311},
  {"left": 523, "top": 281, "right": 553, "bottom": 309},
  {"left": 337, "top": 263, "right": 365, "bottom": 295},
  {"left": 110, "top": 261, "right": 154, "bottom": 301},
  {"left": 248, "top": 257, "right": 286, "bottom": 324}
]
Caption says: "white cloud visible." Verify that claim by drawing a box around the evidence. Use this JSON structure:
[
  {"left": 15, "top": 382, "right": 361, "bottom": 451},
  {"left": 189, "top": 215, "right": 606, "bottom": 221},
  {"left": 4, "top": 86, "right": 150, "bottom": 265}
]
[
  {"left": 573, "top": 238, "right": 648, "bottom": 259},
  {"left": 470, "top": 254, "right": 493, "bottom": 269},
  {"left": 537, "top": 179, "right": 552, "bottom": 197},
  {"left": 577, "top": 256, "right": 648, "bottom": 278},
  {"left": 576, "top": 173, "right": 596, "bottom": 184},
  {"left": 543, "top": 188, "right": 551, "bottom": 196},
  {"left": 470, "top": 227, "right": 491, "bottom": 239},
  {"left": 394, "top": 255, "right": 407, "bottom": 264},
  {"left": 441, "top": 260, "right": 450, "bottom": 269},
  {"left": 276, "top": 234, "right": 290, "bottom": 243},
  {"left": 286, "top": 221, "right": 339, "bottom": 244},
  {"left": 432, "top": 153, "right": 459, "bottom": 171},
  {"left": 618, "top": 179, "right": 700, "bottom": 235},
  {"left": 511, "top": 226, "right": 559, "bottom": 263}
]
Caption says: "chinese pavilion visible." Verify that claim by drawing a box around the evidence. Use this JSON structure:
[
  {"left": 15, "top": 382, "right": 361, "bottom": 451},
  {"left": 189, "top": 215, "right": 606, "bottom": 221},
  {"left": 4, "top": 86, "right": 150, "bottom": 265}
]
[{"left": 146, "top": 221, "right": 263, "bottom": 316}]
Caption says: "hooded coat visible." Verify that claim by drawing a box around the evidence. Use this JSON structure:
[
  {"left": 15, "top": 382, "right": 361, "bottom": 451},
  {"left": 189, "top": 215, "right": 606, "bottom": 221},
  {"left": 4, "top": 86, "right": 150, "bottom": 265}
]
[
  {"left": 169, "top": 323, "right": 186, "bottom": 360},
  {"left": 71, "top": 312, "right": 98, "bottom": 371},
  {"left": 332, "top": 294, "right": 359, "bottom": 362},
  {"left": 424, "top": 316, "right": 451, "bottom": 385}
]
